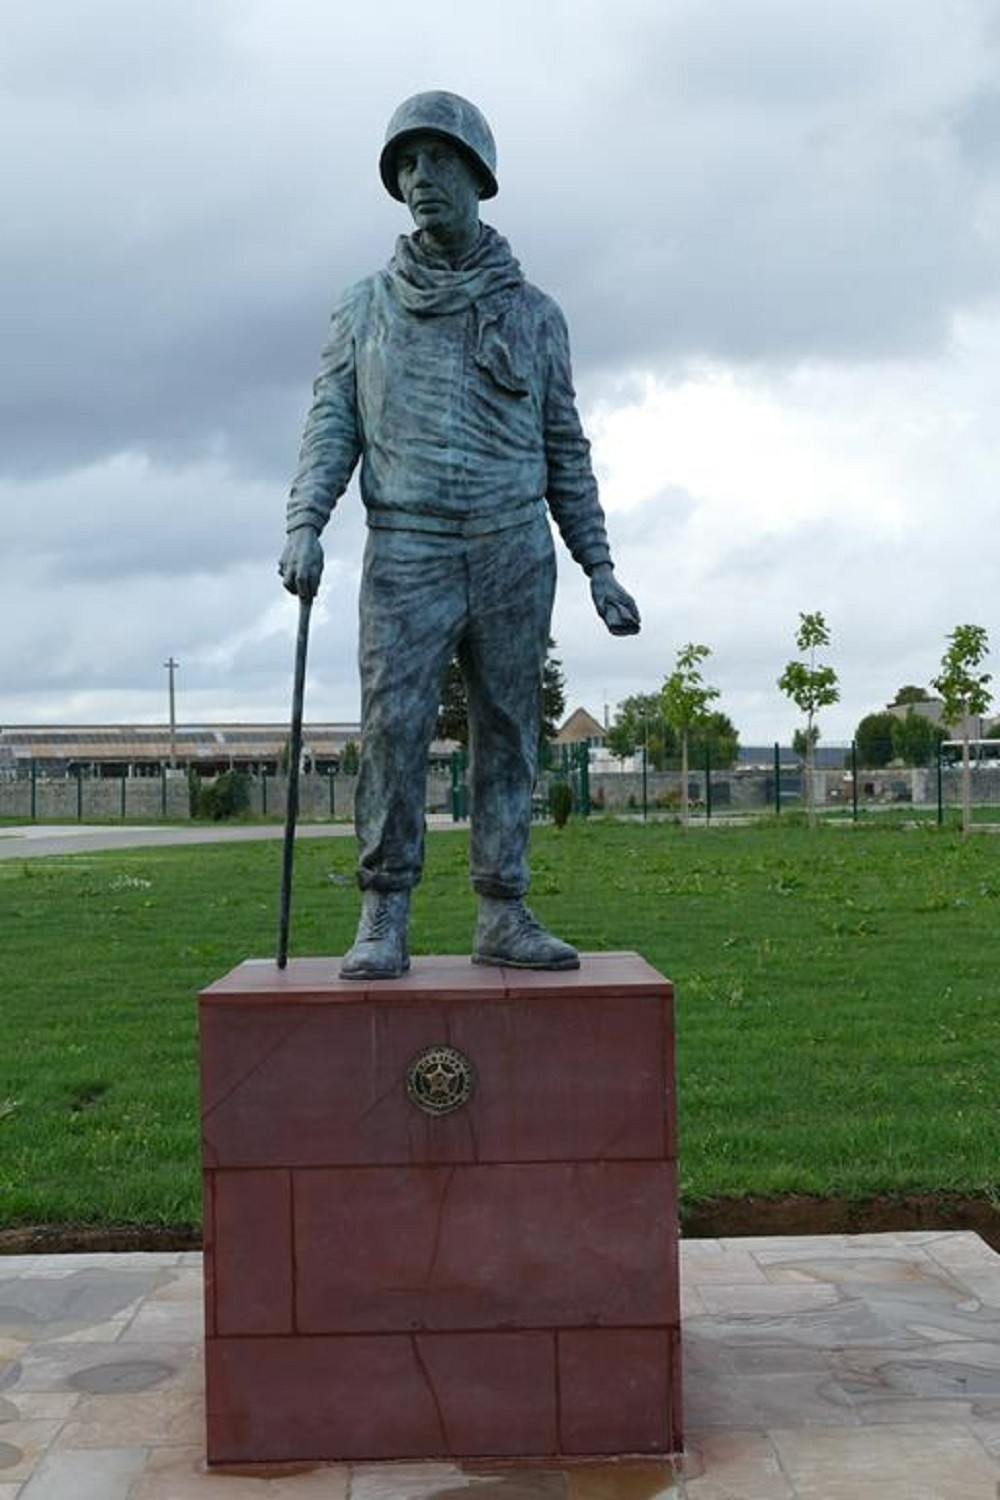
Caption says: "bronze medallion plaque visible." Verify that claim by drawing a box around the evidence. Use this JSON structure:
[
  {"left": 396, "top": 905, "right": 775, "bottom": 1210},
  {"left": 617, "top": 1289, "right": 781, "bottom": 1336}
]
[{"left": 405, "top": 1045, "right": 475, "bottom": 1117}]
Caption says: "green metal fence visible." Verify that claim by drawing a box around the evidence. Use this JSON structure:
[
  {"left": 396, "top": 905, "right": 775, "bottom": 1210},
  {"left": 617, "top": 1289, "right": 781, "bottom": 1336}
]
[{"left": 6, "top": 742, "right": 1000, "bottom": 828}]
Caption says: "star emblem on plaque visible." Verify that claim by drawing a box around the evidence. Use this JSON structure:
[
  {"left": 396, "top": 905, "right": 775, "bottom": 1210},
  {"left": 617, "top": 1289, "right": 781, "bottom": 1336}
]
[{"left": 406, "top": 1045, "right": 476, "bottom": 1117}]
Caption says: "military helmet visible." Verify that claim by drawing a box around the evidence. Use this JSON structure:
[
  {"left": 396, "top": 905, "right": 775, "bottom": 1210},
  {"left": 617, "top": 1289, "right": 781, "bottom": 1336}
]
[{"left": 380, "top": 90, "right": 498, "bottom": 201}]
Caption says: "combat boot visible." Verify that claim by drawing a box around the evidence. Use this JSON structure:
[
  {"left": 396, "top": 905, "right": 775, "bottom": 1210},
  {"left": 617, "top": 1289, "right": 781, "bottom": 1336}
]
[
  {"left": 472, "top": 896, "right": 579, "bottom": 970},
  {"left": 340, "top": 890, "right": 411, "bottom": 980}
]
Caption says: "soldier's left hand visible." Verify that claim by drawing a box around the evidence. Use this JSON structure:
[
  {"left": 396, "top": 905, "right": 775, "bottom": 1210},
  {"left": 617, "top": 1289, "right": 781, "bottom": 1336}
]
[{"left": 590, "top": 565, "right": 641, "bottom": 636}]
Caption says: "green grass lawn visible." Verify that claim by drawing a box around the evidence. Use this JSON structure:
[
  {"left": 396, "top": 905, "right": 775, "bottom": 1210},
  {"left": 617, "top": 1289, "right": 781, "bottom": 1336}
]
[{"left": 2, "top": 819, "right": 998, "bottom": 1228}]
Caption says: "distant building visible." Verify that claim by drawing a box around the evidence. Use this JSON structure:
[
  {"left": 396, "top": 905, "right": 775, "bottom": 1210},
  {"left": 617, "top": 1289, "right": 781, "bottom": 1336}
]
[
  {"left": 552, "top": 707, "right": 643, "bottom": 772},
  {"left": 0, "top": 723, "right": 363, "bottom": 779},
  {"left": 552, "top": 707, "right": 606, "bottom": 750},
  {"left": 885, "top": 696, "right": 944, "bottom": 726},
  {"left": 737, "top": 744, "right": 849, "bottom": 769},
  {"left": 885, "top": 697, "right": 993, "bottom": 741}
]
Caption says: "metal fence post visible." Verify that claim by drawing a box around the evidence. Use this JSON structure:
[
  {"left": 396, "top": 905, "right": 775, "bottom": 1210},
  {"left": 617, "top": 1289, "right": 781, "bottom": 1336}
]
[
  {"left": 579, "top": 742, "right": 591, "bottom": 817},
  {"left": 851, "top": 741, "right": 858, "bottom": 823},
  {"left": 705, "top": 744, "right": 712, "bottom": 822},
  {"left": 937, "top": 742, "right": 944, "bottom": 826},
  {"left": 773, "top": 743, "right": 780, "bottom": 816},
  {"left": 450, "top": 749, "right": 467, "bottom": 821},
  {"left": 30, "top": 759, "right": 37, "bottom": 821},
  {"left": 120, "top": 775, "right": 127, "bottom": 821},
  {"left": 642, "top": 739, "right": 648, "bottom": 821}
]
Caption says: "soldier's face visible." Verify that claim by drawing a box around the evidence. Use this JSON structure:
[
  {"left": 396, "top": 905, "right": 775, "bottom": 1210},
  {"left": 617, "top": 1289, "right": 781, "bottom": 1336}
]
[{"left": 395, "top": 133, "right": 481, "bottom": 242}]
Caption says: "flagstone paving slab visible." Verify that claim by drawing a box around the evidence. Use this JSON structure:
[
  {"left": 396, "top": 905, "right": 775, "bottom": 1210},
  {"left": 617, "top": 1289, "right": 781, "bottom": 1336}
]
[
  {"left": 349, "top": 1464, "right": 475, "bottom": 1500},
  {"left": 679, "top": 1430, "right": 794, "bottom": 1498},
  {"left": 0, "top": 1421, "right": 66, "bottom": 1484},
  {"left": 693, "top": 1285, "right": 840, "bottom": 1317},
  {"left": 1, "top": 1233, "right": 999, "bottom": 1495},
  {"left": 132, "top": 1445, "right": 351, "bottom": 1498},
  {"left": 18, "top": 1444, "right": 147, "bottom": 1500},
  {"left": 770, "top": 1423, "right": 999, "bottom": 1498}
]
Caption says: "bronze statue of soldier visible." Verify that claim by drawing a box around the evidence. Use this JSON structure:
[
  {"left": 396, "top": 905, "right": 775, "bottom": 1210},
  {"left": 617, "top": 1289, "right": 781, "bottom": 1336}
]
[{"left": 280, "top": 91, "right": 640, "bottom": 979}]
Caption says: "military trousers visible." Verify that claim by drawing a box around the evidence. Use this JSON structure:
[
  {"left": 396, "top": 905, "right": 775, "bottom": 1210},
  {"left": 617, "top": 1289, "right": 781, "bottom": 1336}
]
[{"left": 355, "top": 510, "right": 556, "bottom": 899}]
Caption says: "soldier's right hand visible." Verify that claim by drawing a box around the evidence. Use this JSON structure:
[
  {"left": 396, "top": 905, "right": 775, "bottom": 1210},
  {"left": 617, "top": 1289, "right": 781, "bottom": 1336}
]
[{"left": 278, "top": 527, "right": 325, "bottom": 600}]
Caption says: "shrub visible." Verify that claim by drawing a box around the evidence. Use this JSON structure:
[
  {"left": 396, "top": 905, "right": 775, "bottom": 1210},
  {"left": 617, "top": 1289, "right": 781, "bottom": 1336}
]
[
  {"left": 548, "top": 780, "right": 573, "bottom": 828},
  {"left": 193, "top": 770, "right": 251, "bottom": 821}
]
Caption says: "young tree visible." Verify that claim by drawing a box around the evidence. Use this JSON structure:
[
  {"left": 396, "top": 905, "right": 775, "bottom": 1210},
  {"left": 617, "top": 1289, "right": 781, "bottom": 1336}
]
[
  {"left": 778, "top": 611, "right": 839, "bottom": 825},
  {"left": 661, "top": 642, "right": 719, "bottom": 825},
  {"left": 932, "top": 624, "right": 992, "bottom": 836},
  {"left": 792, "top": 725, "right": 819, "bottom": 762}
]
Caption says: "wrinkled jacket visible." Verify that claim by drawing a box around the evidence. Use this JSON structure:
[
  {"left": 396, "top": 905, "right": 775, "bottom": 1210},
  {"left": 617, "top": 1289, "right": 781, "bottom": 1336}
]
[{"left": 287, "top": 233, "right": 612, "bottom": 572}]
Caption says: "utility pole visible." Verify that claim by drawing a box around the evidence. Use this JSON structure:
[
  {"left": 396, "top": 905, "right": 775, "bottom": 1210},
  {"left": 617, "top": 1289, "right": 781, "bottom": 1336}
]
[{"left": 164, "top": 657, "right": 179, "bottom": 768}]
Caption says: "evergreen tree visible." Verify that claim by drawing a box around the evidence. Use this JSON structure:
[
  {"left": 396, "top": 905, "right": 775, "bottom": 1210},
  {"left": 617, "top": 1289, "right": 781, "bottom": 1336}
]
[
  {"left": 854, "top": 711, "right": 897, "bottom": 768},
  {"left": 436, "top": 638, "right": 565, "bottom": 747},
  {"left": 891, "top": 710, "right": 945, "bottom": 768},
  {"left": 688, "top": 710, "right": 740, "bottom": 770},
  {"left": 436, "top": 656, "right": 469, "bottom": 746},
  {"left": 541, "top": 642, "right": 567, "bottom": 744}
]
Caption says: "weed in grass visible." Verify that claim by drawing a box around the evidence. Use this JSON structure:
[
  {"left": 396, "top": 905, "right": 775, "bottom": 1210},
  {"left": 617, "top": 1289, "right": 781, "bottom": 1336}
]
[{"left": 64, "top": 1080, "right": 112, "bottom": 1114}]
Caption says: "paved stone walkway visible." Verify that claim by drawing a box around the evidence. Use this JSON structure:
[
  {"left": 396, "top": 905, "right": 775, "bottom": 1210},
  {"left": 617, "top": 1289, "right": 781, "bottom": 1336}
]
[{"left": 1, "top": 1232, "right": 999, "bottom": 1496}]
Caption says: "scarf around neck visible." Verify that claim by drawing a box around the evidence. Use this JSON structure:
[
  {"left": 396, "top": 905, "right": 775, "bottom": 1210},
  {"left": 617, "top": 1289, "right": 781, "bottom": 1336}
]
[{"left": 383, "top": 223, "right": 529, "bottom": 396}]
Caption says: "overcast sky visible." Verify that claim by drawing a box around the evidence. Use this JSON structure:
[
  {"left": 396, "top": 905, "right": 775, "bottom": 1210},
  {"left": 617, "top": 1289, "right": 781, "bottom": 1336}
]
[{"left": 4, "top": 0, "right": 1000, "bottom": 744}]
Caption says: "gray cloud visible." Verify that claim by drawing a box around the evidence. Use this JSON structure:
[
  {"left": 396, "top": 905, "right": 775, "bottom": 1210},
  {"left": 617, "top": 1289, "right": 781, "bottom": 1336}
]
[
  {"left": 4, "top": 0, "right": 1000, "bottom": 740},
  {"left": 6, "top": 0, "right": 998, "bottom": 480}
]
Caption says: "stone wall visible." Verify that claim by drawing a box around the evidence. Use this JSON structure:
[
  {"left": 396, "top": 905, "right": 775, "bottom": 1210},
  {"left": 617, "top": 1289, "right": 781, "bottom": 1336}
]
[
  {"left": 0, "top": 766, "right": 454, "bottom": 824},
  {"left": 588, "top": 772, "right": 771, "bottom": 812},
  {"left": 245, "top": 769, "right": 453, "bottom": 820},
  {"left": 0, "top": 774, "right": 190, "bottom": 821},
  {"left": 4, "top": 762, "right": 995, "bottom": 824}
]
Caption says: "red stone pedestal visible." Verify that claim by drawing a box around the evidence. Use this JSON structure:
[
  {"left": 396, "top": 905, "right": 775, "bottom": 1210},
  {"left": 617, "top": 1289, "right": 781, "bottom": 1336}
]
[{"left": 199, "top": 952, "right": 681, "bottom": 1465}]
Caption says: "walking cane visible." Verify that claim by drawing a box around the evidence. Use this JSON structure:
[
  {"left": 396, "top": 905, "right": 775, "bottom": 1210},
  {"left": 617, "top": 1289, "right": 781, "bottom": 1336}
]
[{"left": 277, "top": 594, "right": 312, "bottom": 969}]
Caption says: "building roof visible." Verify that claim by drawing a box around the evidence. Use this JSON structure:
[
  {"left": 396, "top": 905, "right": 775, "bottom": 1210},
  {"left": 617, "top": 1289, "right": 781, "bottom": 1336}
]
[
  {"left": 553, "top": 707, "right": 606, "bottom": 745},
  {"left": 0, "top": 724, "right": 361, "bottom": 764}
]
